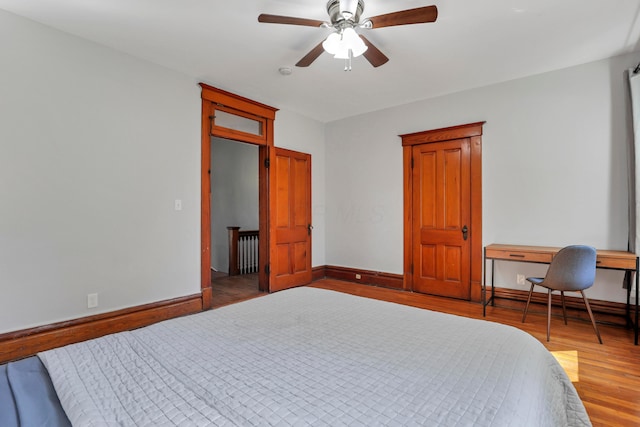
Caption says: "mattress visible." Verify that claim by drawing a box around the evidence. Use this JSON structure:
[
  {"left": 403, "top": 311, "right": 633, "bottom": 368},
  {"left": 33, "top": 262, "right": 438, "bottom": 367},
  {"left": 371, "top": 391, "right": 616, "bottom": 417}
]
[{"left": 34, "top": 287, "right": 590, "bottom": 426}]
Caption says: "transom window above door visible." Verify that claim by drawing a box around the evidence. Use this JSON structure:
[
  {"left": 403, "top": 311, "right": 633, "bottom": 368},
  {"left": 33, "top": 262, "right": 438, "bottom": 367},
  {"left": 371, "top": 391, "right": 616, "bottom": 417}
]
[{"left": 211, "top": 105, "right": 267, "bottom": 145}]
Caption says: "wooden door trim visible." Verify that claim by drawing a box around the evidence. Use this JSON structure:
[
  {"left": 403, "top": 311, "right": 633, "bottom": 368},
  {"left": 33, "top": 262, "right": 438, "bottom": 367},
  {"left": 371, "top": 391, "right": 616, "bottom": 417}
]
[
  {"left": 200, "top": 83, "right": 278, "bottom": 309},
  {"left": 201, "top": 84, "right": 277, "bottom": 120},
  {"left": 401, "top": 122, "right": 485, "bottom": 146},
  {"left": 401, "top": 122, "right": 484, "bottom": 301}
]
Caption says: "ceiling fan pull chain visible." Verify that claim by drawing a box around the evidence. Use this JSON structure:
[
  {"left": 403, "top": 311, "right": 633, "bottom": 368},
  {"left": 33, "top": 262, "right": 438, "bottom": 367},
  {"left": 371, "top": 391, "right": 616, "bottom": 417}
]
[{"left": 345, "top": 49, "right": 353, "bottom": 71}]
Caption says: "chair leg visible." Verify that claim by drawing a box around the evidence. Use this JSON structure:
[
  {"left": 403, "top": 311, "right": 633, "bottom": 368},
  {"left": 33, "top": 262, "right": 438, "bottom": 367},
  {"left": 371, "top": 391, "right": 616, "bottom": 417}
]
[
  {"left": 560, "top": 291, "right": 568, "bottom": 325},
  {"left": 547, "top": 289, "right": 552, "bottom": 342},
  {"left": 522, "top": 283, "right": 535, "bottom": 323},
  {"left": 581, "top": 290, "right": 603, "bottom": 344}
]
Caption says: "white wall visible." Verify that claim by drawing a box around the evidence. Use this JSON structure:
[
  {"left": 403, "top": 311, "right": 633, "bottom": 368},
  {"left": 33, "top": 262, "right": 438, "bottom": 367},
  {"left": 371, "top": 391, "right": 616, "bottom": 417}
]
[
  {"left": 0, "top": 10, "right": 328, "bottom": 334},
  {"left": 274, "top": 110, "right": 327, "bottom": 268},
  {"left": 0, "top": 10, "right": 202, "bottom": 333},
  {"left": 210, "top": 138, "right": 259, "bottom": 273},
  {"left": 326, "top": 52, "right": 637, "bottom": 303}
]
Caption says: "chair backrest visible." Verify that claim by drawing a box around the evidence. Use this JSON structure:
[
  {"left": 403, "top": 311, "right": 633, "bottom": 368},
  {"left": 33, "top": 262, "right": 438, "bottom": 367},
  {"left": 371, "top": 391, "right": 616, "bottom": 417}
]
[{"left": 544, "top": 245, "right": 597, "bottom": 291}]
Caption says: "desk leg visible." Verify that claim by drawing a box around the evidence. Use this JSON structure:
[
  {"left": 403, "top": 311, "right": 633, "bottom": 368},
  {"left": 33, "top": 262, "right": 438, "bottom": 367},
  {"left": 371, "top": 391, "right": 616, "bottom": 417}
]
[
  {"left": 491, "top": 259, "right": 495, "bottom": 307},
  {"left": 626, "top": 271, "right": 631, "bottom": 328},
  {"left": 483, "top": 258, "right": 496, "bottom": 316},
  {"left": 482, "top": 247, "right": 487, "bottom": 317},
  {"left": 633, "top": 257, "right": 640, "bottom": 345}
]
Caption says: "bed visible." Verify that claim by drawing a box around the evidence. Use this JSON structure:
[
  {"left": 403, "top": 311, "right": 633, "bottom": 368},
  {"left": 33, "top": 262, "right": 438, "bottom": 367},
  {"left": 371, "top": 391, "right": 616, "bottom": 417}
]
[{"left": 2, "top": 287, "right": 591, "bottom": 426}]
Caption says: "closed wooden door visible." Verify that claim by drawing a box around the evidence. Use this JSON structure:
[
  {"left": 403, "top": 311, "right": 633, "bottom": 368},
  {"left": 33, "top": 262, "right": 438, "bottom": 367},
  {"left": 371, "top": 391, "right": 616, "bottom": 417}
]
[
  {"left": 269, "top": 147, "right": 312, "bottom": 292},
  {"left": 412, "top": 139, "right": 471, "bottom": 299}
]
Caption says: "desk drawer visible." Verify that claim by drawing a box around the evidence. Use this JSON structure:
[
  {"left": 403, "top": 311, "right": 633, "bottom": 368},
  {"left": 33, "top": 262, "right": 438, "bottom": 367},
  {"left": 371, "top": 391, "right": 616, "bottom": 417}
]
[
  {"left": 487, "top": 249, "right": 553, "bottom": 263},
  {"left": 596, "top": 256, "right": 637, "bottom": 270}
]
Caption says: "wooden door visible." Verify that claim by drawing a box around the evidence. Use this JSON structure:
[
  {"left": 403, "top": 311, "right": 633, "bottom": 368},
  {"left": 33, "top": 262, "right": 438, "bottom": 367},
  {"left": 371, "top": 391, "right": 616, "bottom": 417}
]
[
  {"left": 411, "top": 139, "right": 471, "bottom": 299},
  {"left": 269, "top": 147, "right": 312, "bottom": 292}
]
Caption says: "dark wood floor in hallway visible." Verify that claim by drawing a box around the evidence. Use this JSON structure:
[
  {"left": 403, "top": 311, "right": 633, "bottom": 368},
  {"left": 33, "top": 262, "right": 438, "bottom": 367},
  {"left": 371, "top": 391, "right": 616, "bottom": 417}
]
[{"left": 211, "top": 272, "right": 264, "bottom": 308}]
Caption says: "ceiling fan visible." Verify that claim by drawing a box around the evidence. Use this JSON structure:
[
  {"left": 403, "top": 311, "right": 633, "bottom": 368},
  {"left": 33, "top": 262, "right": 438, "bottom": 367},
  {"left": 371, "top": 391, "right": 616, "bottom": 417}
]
[{"left": 258, "top": 0, "right": 438, "bottom": 70}]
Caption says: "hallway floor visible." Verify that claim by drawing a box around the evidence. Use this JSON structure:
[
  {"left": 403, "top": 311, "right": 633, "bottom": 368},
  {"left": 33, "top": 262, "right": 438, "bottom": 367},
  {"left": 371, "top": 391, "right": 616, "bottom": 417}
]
[{"left": 211, "top": 272, "right": 263, "bottom": 308}]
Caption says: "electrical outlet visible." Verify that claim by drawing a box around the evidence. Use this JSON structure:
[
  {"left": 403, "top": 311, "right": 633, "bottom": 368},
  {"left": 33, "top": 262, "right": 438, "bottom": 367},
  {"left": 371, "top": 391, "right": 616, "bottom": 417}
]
[
  {"left": 87, "top": 293, "right": 98, "bottom": 308},
  {"left": 516, "top": 274, "right": 526, "bottom": 285},
  {"left": 355, "top": 274, "right": 362, "bottom": 280}
]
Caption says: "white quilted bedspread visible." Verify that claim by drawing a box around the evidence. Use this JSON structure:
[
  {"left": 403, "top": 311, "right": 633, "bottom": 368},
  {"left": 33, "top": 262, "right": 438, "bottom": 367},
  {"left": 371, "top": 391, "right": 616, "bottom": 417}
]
[{"left": 39, "top": 287, "right": 591, "bottom": 426}]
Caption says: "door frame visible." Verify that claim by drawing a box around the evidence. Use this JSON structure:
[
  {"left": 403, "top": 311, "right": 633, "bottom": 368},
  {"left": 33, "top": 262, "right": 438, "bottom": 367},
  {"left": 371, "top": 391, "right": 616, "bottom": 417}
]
[
  {"left": 200, "top": 84, "right": 278, "bottom": 309},
  {"left": 401, "top": 122, "right": 484, "bottom": 301}
]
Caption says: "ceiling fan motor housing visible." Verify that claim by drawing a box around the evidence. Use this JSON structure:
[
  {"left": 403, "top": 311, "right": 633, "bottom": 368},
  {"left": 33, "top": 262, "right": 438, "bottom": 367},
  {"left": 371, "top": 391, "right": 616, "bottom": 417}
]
[{"left": 327, "top": 0, "right": 365, "bottom": 25}]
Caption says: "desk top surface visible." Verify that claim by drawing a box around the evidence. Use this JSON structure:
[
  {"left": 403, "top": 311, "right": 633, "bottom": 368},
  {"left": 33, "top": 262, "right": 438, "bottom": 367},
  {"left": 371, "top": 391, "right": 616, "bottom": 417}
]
[{"left": 485, "top": 244, "right": 637, "bottom": 261}]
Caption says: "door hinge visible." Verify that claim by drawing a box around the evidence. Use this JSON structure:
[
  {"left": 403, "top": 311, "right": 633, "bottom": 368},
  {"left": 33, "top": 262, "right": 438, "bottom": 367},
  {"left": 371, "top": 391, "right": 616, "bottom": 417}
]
[
  {"left": 265, "top": 264, "right": 270, "bottom": 274},
  {"left": 264, "top": 158, "right": 270, "bottom": 168}
]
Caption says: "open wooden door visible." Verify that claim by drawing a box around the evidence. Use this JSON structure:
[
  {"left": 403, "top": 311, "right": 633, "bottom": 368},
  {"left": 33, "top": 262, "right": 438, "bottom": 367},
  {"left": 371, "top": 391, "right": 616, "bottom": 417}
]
[{"left": 268, "top": 147, "right": 312, "bottom": 292}]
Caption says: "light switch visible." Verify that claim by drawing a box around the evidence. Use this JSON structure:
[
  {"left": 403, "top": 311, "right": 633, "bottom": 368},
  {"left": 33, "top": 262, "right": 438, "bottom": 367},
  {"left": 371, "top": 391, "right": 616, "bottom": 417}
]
[{"left": 174, "top": 199, "right": 182, "bottom": 211}]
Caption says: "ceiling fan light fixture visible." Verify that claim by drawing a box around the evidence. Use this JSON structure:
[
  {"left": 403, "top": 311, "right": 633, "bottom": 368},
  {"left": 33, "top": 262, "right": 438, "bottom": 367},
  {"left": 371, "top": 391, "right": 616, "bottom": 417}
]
[
  {"left": 323, "top": 28, "right": 367, "bottom": 59},
  {"left": 322, "top": 32, "right": 341, "bottom": 55},
  {"left": 351, "top": 43, "right": 368, "bottom": 58},
  {"left": 333, "top": 48, "right": 350, "bottom": 60},
  {"left": 333, "top": 43, "right": 367, "bottom": 59},
  {"left": 342, "top": 28, "right": 367, "bottom": 57}
]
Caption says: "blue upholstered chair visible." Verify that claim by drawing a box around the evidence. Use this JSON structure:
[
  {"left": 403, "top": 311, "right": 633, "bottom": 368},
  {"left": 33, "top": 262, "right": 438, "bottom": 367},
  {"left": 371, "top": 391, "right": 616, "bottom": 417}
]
[{"left": 521, "top": 245, "right": 603, "bottom": 344}]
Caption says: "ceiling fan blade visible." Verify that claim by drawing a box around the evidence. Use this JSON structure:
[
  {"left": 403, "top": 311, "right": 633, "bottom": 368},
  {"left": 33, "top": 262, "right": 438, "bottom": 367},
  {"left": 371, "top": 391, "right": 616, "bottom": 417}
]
[
  {"left": 367, "top": 5, "right": 438, "bottom": 29},
  {"left": 258, "top": 14, "right": 325, "bottom": 27},
  {"left": 295, "top": 42, "right": 326, "bottom": 67},
  {"left": 359, "top": 35, "right": 389, "bottom": 67}
]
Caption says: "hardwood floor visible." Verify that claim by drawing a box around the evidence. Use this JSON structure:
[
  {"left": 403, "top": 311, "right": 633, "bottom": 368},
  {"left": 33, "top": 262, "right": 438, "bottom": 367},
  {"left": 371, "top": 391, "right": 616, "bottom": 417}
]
[
  {"left": 211, "top": 273, "right": 264, "bottom": 308},
  {"left": 221, "top": 278, "right": 640, "bottom": 426}
]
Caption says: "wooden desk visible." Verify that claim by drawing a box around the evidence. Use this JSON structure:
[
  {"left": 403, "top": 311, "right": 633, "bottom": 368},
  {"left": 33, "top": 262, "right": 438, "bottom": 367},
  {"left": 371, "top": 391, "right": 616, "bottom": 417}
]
[{"left": 483, "top": 244, "right": 639, "bottom": 344}]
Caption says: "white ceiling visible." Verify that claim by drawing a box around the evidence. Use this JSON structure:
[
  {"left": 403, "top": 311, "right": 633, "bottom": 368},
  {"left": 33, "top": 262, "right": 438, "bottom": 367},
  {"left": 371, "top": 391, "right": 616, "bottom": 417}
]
[{"left": 2, "top": 0, "right": 640, "bottom": 122}]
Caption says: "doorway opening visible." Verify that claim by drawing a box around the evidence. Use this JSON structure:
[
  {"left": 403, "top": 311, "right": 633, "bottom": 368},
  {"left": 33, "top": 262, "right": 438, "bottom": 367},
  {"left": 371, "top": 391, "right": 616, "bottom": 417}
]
[{"left": 210, "top": 137, "right": 263, "bottom": 307}]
